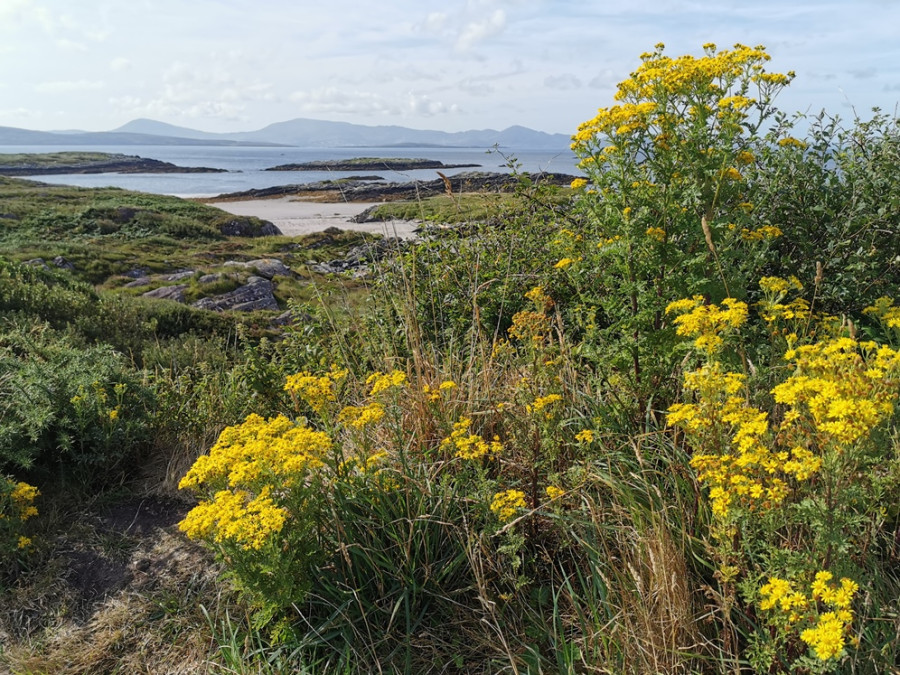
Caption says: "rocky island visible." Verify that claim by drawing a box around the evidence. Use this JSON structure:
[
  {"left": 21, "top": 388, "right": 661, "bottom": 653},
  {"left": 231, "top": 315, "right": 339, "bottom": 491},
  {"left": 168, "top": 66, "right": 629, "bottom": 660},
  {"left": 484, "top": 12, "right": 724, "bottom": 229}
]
[
  {"left": 264, "top": 157, "right": 481, "bottom": 171},
  {"left": 211, "top": 170, "right": 578, "bottom": 203},
  {"left": 0, "top": 151, "right": 226, "bottom": 176}
]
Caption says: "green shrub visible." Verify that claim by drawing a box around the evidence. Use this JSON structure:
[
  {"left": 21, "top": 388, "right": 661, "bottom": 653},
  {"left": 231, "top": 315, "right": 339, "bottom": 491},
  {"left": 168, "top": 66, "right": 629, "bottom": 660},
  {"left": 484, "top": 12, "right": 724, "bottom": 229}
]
[{"left": 0, "top": 320, "right": 153, "bottom": 480}]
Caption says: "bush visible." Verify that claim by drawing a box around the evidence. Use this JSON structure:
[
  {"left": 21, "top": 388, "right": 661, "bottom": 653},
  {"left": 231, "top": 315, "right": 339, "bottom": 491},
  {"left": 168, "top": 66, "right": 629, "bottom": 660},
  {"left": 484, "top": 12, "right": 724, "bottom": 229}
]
[{"left": 0, "top": 320, "right": 153, "bottom": 480}]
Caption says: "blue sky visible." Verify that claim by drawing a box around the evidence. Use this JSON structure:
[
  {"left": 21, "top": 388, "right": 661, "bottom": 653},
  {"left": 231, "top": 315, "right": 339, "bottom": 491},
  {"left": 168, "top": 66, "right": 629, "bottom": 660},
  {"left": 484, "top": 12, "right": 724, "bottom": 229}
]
[{"left": 0, "top": 0, "right": 898, "bottom": 135}]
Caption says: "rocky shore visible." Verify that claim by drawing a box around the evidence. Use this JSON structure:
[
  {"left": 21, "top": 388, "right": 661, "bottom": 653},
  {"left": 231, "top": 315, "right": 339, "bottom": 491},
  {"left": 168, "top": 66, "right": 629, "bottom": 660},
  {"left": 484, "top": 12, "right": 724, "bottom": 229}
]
[{"left": 211, "top": 170, "right": 578, "bottom": 203}]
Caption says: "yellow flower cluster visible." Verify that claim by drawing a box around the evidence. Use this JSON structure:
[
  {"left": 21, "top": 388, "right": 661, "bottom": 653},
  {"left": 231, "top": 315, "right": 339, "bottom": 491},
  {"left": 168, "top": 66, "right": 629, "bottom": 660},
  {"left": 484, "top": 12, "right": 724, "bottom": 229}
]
[
  {"left": 8, "top": 481, "right": 39, "bottom": 520},
  {"left": 572, "top": 43, "right": 793, "bottom": 153},
  {"left": 665, "top": 296, "right": 748, "bottom": 354},
  {"left": 179, "top": 413, "right": 332, "bottom": 550},
  {"left": 180, "top": 413, "right": 331, "bottom": 490},
  {"left": 760, "top": 571, "right": 858, "bottom": 661},
  {"left": 554, "top": 257, "right": 579, "bottom": 269},
  {"left": 545, "top": 486, "right": 566, "bottom": 501},
  {"left": 758, "top": 276, "right": 810, "bottom": 325},
  {"left": 864, "top": 296, "right": 900, "bottom": 330},
  {"left": 575, "top": 429, "right": 594, "bottom": 443},
  {"left": 739, "top": 225, "right": 782, "bottom": 242},
  {"left": 179, "top": 486, "right": 286, "bottom": 551},
  {"left": 773, "top": 337, "right": 900, "bottom": 446},
  {"left": 490, "top": 489, "right": 527, "bottom": 522},
  {"left": 570, "top": 177, "right": 588, "bottom": 189},
  {"left": 422, "top": 380, "right": 456, "bottom": 403},
  {"left": 441, "top": 417, "right": 502, "bottom": 460},
  {"left": 669, "top": 363, "right": 794, "bottom": 517},
  {"left": 509, "top": 309, "right": 551, "bottom": 344},
  {"left": 526, "top": 394, "right": 563, "bottom": 416},
  {"left": 338, "top": 402, "right": 385, "bottom": 429},
  {"left": 284, "top": 364, "right": 348, "bottom": 413},
  {"left": 367, "top": 369, "right": 407, "bottom": 396},
  {"left": 645, "top": 226, "right": 666, "bottom": 242},
  {"left": 2, "top": 479, "right": 39, "bottom": 555}
]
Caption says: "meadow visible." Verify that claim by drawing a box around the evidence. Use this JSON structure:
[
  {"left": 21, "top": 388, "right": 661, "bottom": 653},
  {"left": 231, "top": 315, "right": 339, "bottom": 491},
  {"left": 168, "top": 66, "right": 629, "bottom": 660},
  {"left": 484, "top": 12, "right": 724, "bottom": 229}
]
[{"left": 2, "top": 43, "right": 900, "bottom": 674}]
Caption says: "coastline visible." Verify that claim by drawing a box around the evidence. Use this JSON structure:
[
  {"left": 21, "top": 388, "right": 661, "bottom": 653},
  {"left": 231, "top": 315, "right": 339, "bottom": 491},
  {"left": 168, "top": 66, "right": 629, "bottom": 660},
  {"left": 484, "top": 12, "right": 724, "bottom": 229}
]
[{"left": 206, "top": 196, "right": 420, "bottom": 239}]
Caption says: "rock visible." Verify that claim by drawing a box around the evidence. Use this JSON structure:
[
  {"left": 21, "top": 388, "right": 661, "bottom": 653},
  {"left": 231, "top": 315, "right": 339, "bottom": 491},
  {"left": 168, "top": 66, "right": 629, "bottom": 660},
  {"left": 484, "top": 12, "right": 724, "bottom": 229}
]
[
  {"left": 310, "top": 237, "right": 405, "bottom": 275},
  {"left": 192, "top": 276, "right": 278, "bottom": 312},
  {"left": 223, "top": 258, "right": 293, "bottom": 279},
  {"left": 24, "top": 258, "right": 48, "bottom": 268},
  {"left": 52, "top": 256, "right": 75, "bottom": 270},
  {"left": 123, "top": 277, "right": 152, "bottom": 288},
  {"left": 218, "top": 218, "right": 282, "bottom": 237},
  {"left": 124, "top": 267, "right": 150, "bottom": 279},
  {"left": 164, "top": 270, "right": 195, "bottom": 282},
  {"left": 142, "top": 285, "right": 187, "bottom": 303},
  {"left": 198, "top": 273, "right": 222, "bottom": 284}
]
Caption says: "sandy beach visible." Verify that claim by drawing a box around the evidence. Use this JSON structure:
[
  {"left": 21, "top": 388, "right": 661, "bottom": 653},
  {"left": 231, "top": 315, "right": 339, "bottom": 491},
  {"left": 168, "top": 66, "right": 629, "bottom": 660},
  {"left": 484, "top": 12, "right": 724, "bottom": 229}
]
[{"left": 207, "top": 197, "right": 421, "bottom": 239}]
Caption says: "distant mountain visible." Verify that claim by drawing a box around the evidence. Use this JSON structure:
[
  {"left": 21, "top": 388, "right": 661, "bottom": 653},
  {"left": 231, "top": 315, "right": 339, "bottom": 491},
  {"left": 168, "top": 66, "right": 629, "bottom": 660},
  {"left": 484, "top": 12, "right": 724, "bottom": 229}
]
[
  {"left": 225, "top": 118, "right": 571, "bottom": 149},
  {"left": 0, "top": 125, "right": 284, "bottom": 147},
  {"left": 0, "top": 118, "right": 571, "bottom": 150}
]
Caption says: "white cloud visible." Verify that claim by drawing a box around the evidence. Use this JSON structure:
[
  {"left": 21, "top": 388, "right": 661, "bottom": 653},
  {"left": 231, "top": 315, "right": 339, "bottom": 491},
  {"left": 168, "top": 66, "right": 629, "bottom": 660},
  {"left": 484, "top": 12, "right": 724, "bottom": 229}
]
[
  {"left": 406, "top": 92, "right": 458, "bottom": 116},
  {"left": 34, "top": 79, "right": 105, "bottom": 93},
  {"left": 457, "top": 9, "right": 507, "bottom": 50},
  {"left": 290, "top": 87, "right": 400, "bottom": 115}
]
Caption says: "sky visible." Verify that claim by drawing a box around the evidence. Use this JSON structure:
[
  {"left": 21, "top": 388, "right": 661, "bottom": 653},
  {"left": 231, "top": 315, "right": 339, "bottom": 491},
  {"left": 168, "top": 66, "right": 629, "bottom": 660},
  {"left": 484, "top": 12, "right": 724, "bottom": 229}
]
[{"left": 0, "top": 0, "right": 898, "bottom": 136}]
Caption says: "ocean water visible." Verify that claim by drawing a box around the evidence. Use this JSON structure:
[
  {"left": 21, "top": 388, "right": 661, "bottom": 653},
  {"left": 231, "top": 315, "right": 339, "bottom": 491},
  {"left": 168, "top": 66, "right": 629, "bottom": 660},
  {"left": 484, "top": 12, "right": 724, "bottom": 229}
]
[{"left": 2, "top": 145, "right": 581, "bottom": 198}]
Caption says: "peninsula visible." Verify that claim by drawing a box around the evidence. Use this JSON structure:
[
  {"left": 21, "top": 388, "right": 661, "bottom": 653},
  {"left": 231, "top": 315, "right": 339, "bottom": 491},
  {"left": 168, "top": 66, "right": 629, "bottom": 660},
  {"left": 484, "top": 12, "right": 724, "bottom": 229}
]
[{"left": 0, "top": 151, "right": 226, "bottom": 176}]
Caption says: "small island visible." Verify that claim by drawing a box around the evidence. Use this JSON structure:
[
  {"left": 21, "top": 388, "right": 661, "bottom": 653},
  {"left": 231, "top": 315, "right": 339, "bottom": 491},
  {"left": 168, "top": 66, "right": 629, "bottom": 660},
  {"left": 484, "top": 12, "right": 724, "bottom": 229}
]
[
  {"left": 265, "top": 157, "right": 481, "bottom": 172},
  {"left": 0, "top": 151, "right": 226, "bottom": 176}
]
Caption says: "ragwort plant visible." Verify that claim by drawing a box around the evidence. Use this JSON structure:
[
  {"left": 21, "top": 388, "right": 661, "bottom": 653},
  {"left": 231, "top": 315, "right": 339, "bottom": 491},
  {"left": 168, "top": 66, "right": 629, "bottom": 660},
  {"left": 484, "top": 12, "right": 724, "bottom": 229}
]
[
  {"left": 666, "top": 283, "right": 900, "bottom": 672},
  {"left": 567, "top": 43, "right": 794, "bottom": 410}
]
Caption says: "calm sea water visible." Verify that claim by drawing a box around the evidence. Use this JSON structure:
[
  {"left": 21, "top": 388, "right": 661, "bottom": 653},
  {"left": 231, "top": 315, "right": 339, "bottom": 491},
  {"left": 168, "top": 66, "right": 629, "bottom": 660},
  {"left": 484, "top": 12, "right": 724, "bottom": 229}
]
[{"left": 3, "top": 145, "right": 581, "bottom": 198}]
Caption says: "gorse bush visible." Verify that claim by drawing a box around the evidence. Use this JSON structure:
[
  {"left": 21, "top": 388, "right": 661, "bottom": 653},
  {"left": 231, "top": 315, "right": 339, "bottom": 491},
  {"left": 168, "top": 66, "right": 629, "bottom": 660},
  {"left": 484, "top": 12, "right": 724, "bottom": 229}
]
[{"left": 0, "top": 320, "right": 153, "bottom": 479}]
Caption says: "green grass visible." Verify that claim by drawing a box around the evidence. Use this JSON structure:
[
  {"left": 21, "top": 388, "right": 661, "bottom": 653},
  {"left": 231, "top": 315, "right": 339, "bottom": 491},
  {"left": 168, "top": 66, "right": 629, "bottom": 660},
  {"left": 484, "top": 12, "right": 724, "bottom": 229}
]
[{"left": 0, "top": 151, "right": 130, "bottom": 168}]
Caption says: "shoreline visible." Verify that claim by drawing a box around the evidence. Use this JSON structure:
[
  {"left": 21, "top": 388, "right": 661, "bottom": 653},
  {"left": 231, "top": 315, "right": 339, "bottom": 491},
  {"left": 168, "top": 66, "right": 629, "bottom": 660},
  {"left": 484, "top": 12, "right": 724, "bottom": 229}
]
[{"left": 206, "top": 196, "right": 420, "bottom": 239}]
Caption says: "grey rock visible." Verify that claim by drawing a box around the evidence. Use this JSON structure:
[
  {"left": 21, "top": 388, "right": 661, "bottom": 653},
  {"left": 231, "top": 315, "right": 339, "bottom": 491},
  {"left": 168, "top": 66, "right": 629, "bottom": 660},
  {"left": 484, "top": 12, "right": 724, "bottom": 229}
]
[
  {"left": 52, "top": 256, "right": 75, "bottom": 270},
  {"left": 218, "top": 218, "right": 282, "bottom": 237},
  {"left": 223, "top": 258, "right": 293, "bottom": 279},
  {"left": 24, "top": 258, "right": 48, "bottom": 268},
  {"left": 192, "top": 277, "right": 278, "bottom": 312},
  {"left": 124, "top": 277, "right": 152, "bottom": 288},
  {"left": 124, "top": 267, "right": 150, "bottom": 279},
  {"left": 198, "top": 273, "right": 222, "bottom": 284},
  {"left": 164, "top": 270, "right": 195, "bottom": 281},
  {"left": 142, "top": 285, "right": 187, "bottom": 303}
]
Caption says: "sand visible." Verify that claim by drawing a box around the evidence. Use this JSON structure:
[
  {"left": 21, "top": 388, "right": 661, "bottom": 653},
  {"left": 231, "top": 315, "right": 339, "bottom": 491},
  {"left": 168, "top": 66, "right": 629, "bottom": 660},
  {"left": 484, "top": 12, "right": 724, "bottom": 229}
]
[{"left": 207, "top": 197, "right": 420, "bottom": 239}]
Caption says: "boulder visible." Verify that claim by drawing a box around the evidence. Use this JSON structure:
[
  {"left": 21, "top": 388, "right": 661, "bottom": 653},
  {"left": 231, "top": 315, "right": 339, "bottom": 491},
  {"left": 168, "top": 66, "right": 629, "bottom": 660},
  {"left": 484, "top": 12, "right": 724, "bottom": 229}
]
[
  {"left": 192, "top": 276, "right": 278, "bottom": 312},
  {"left": 142, "top": 285, "right": 187, "bottom": 303},
  {"left": 218, "top": 218, "right": 281, "bottom": 237},
  {"left": 223, "top": 258, "right": 293, "bottom": 279},
  {"left": 123, "top": 277, "right": 152, "bottom": 288},
  {"left": 52, "top": 256, "right": 75, "bottom": 270},
  {"left": 164, "top": 270, "right": 195, "bottom": 282}
]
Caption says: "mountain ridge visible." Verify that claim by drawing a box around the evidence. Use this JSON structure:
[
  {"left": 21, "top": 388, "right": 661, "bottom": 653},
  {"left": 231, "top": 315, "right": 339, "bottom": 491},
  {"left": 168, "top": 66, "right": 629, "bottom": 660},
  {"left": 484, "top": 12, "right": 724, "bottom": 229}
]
[{"left": 0, "top": 118, "right": 571, "bottom": 150}]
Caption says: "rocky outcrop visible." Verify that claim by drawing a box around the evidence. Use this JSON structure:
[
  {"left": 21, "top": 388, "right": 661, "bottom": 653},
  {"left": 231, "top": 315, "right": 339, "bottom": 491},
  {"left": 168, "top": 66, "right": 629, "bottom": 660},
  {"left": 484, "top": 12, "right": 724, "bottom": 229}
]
[
  {"left": 309, "top": 237, "right": 405, "bottom": 275},
  {"left": 142, "top": 285, "right": 187, "bottom": 303},
  {"left": 217, "top": 218, "right": 281, "bottom": 237},
  {"left": 192, "top": 276, "right": 278, "bottom": 312},
  {"left": 223, "top": 258, "right": 293, "bottom": 279}
]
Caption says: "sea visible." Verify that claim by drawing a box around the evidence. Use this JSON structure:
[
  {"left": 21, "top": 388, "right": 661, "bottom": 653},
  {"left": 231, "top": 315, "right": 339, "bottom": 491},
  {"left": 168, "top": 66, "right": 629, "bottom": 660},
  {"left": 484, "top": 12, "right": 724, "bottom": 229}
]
[{"left": 2, "top": 145, "right": 581, "bottom": 198}]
